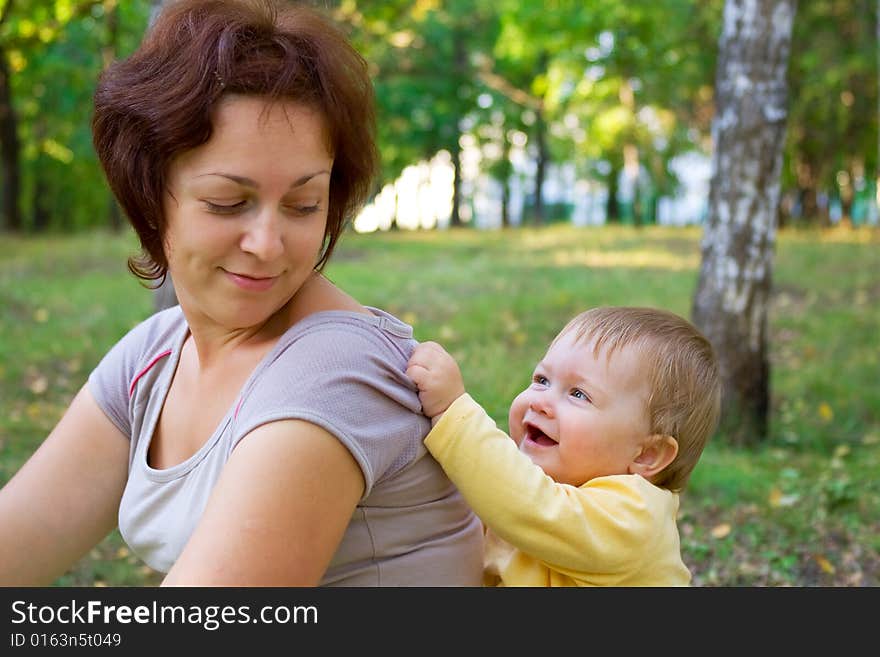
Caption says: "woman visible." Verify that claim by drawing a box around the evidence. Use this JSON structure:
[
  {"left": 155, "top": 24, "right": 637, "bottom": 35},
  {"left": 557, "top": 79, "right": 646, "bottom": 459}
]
[{"left": 0, "top": 0, "right": 483, "bottom": 586}]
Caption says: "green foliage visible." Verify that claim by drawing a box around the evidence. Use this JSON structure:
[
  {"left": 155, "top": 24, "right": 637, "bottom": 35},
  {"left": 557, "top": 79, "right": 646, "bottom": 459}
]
[
  {"left": 346, "top": 0, "right": 501, "bottom": 187},
  {"left": 0, "top": 1, "right": 876, "bottom": 232},
  {"left": 2, "top": 0, "right": 151, "bottom": 231},
  {"left": 2, "top": 225, "right": 876, "bottom": 586},
  {"left": 785, "top": 0, "right": 878, "bottom": 207}
]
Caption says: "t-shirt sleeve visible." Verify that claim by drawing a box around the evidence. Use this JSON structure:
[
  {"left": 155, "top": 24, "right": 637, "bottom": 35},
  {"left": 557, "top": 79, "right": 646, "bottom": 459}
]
[
  {"left": 86, "top": 309, "right": 179, "bottom": 439},
  {"left": 230, "top": 323, "right": 429, "bottom": 497}
]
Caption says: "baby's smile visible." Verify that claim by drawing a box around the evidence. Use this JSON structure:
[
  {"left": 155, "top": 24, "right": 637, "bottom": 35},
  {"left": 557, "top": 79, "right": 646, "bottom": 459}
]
[{"left": 523, "top": 422, "right": 558, "bottom": 447}]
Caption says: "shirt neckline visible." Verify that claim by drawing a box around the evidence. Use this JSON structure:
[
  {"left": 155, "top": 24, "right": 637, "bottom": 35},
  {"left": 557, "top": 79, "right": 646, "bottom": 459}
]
[{"left": 138, "top": 305, "right": 410, "bottom": 482}]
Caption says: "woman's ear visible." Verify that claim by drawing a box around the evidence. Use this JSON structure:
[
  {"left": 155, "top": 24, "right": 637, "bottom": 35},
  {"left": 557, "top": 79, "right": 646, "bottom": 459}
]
[{"left": 628, "top": 435, "right": 678, "bottom": 480}]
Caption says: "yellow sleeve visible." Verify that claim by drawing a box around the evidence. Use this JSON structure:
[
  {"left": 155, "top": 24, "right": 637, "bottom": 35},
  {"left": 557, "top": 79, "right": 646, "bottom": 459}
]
[{"left": 425, "top": 394, "right": 666, "bottom": 576}]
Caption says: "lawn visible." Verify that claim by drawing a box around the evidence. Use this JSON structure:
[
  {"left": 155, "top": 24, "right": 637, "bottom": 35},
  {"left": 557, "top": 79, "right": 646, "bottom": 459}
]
[{"left": 1, "top": 223, "right": 877, "bottom": 586}]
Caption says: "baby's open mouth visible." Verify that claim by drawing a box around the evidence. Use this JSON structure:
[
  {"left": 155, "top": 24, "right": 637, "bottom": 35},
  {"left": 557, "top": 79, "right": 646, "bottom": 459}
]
[{"left": 524, "top": 423, "right": 558, "bottom": 447}]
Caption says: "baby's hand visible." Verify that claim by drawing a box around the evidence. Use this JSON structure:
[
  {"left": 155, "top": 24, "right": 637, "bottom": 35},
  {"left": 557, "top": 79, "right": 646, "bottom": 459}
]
[{"left": 406, "top": 341, "right": 466, "bottom": 423}]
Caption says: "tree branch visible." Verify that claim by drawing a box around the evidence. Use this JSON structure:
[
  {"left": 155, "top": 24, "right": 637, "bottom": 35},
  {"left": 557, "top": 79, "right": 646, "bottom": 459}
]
[
  {"left": 473, "top": 54, "right": 543, "bottom": 111},
  {"left": 478, "top": 70, "right": 543, "bottom": 111},
  {"left": 0, "top": 0, "right": 15, "bottom": 27}
]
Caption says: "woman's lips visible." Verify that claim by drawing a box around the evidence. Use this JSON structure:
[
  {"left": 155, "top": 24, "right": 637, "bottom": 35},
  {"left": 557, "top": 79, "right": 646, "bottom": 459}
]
[{"left": 224, "top": 269, "right": 278, "bottom": 292}]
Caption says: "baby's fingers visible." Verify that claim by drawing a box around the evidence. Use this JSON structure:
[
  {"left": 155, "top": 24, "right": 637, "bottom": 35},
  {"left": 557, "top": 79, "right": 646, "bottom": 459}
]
[{"left": 406, "top": 362, "right": 429, "bottom": 387}]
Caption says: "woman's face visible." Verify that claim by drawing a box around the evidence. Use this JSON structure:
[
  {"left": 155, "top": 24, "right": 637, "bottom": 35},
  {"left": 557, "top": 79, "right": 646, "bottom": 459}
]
[{"left": 163, "top": 95, "right": 333, "bottom": 330}]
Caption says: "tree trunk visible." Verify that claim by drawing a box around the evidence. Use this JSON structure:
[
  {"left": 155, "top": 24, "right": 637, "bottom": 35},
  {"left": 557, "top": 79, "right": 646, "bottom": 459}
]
[
  {"left": 32, "top": 158, "right": 50, "bottom": 232},
  {"left": 530, "top": 50, "right": 549, "bottom": 226},
  {"left": 627, "top": 144, "right": 643, "bottom": 228},
  {"left": 450, "top": 139, "right": 463, "bottom": 228},
  {"left": 501, "top": 181, "right": 510, "bottom": 228},
  {"left": 500, "top": 138, "right": 511, "bottom": 228},
  {"left": 448, "top": 29, "right": 467, "bottom": 228},
  {"left": 532, "top": 106, "right": 547, "bottom": 225},
  {"left": 606, "top": 164, "right": 620, "bottom": 222},
  {"left": 691, "top": 0, "right": 796, "bottom": 446},
  {"left": 108, "top": 198, "right": 123, "bottom": 232},
  {"left": 0, "top": 44, "right": 21, "bottom": 232}
]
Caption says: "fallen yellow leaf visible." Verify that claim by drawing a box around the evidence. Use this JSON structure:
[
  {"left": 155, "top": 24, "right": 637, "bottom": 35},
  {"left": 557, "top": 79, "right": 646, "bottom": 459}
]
[
  {"left": 504, "top": 319, "right": 521, "bottom": 333},
  {"left": 769, "top": 487, "right": 800, "bottom": 508},
  {"left": 710, "top": 523, "right": 731, "bottom": 539},
  {"left": 33, "top": 308, "right": 49, "bottom": 323},
  {"left": 28, "top": 376, "right": 48, "bottom": 395},
  {"left": 815, "top": 555, "right": 835, "bottom": 574},
  {"left": 818, "top": 402, "right": 833, "bottom": 421}
]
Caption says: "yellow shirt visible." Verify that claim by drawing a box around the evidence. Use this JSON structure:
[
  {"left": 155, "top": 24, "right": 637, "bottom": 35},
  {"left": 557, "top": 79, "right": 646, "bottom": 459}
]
[{"left": 425, "top": 394, "right": 691, "bottom": 587}]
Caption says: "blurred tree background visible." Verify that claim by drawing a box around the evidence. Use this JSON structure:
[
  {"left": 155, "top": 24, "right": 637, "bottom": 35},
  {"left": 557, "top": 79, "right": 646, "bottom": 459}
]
[
  {"left": 0, "top": 0, "right": 876, "bottom": 235},
  {"left": 0, "top": 1, "right": 878, "bottom": 585},
  {"left": 0, "top": 0, "right": 877, "bottom": 447}
]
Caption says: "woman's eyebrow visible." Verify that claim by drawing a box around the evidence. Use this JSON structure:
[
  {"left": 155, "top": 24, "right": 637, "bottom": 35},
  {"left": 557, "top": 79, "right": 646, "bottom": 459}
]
[{"left": 196, "top": 170, "right": 331, "bottom": 188}]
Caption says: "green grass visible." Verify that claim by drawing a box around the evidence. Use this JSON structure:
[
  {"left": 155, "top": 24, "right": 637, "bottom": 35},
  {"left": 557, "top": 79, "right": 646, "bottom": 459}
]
[{"left": 1, "top": 224, "right": 877, "bottom": 586}]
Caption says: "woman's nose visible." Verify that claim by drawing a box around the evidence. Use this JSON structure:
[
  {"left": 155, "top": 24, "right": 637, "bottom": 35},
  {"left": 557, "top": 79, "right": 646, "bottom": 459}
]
[{"left": 240, "top": 210, "right": 284, "bottom": 261}]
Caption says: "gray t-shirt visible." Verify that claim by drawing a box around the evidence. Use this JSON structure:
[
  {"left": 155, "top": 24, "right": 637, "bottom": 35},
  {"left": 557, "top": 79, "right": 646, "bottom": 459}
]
[{"left": 88, "top": 305, "right": 483, "bottom": 585}]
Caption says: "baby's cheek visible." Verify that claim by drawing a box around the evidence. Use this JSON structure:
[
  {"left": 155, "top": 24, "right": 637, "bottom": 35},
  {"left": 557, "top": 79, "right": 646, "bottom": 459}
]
[{"left": 508, "top": 393, "right": 528, "bottom": 445}]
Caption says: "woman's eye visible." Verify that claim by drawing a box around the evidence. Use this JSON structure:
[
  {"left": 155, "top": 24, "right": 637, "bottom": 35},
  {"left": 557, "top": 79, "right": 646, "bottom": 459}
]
[
  {"left": 286, "top": 203, "right": 321, "bottom": 216},
  {"left": 204, "top": 200, "right": 247, "bottom": 214}
]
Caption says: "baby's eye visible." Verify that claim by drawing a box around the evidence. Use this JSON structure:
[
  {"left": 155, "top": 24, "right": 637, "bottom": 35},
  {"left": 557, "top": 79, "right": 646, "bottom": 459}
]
[
  {"left": 571, "top": 388, "right": 592, "bottom": 403},
  {"left": 532, "top": 374, "right": 549, "bottom": 386}
]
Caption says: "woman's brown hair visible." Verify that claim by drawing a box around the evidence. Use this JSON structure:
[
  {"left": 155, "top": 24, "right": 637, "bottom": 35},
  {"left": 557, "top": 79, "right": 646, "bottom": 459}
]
[{"left": 92, "top": 0, "right": 378, "bottom": 283}]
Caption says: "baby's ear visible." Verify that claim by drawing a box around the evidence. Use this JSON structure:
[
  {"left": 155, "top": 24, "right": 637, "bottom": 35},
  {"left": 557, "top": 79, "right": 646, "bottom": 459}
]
[{"left": 628, "top": 435, "right": 678, "bottom": 480}]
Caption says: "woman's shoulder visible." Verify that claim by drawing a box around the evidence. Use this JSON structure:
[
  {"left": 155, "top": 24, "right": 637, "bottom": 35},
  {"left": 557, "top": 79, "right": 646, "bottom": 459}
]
[
  {"left": 231, "top": 306, "right": 426, "bottom": 493},
  {"left": 282, "top": 305, "right": 414, "bottom": 348},
  {"left": 262, "top": 306, "right": 417, "bottom": 374},
  {"left": 240, "top": 305, "right": 421, "bottom": 422},
  {"left": 91, "top": 305, "right": 185, "bottom": 373},
  {"left": 116, "top": 305, "right": 187, "bottom": 355},
  {"left": 87, "top": 305, "right": 187, "bottom": 438}
]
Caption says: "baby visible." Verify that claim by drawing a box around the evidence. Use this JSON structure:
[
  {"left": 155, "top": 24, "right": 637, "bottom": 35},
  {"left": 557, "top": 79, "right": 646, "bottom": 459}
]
[{"left": 407, "top": 306, "right": 721, "bottom": 586}]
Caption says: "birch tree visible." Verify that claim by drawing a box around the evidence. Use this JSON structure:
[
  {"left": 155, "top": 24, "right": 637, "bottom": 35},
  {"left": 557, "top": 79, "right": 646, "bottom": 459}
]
[{"left": 692, "top": 0, "right": 796, "bottom": 445}]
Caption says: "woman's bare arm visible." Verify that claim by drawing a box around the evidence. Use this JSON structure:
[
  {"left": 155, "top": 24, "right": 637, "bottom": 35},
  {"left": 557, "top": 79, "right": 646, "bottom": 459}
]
[
  {"left": 0, "top": 385, "right": 129, "bottom": 585},
  {"left": 162, "top": 419, "right": 364, "bottom": 586}
]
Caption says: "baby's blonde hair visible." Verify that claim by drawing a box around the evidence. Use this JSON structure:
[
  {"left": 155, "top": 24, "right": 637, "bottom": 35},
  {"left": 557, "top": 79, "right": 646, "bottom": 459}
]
[{"left": 555, "top": 306, "right": 721, "bottom": 492}]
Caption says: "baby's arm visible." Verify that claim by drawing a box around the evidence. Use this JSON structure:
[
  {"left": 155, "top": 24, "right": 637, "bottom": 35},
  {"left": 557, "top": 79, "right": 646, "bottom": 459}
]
[
  {"left": 406, "top": 341, "right": 466, "bottom": 425},
  {"left": 425, "top": 395, "right": 652, "bottom": 576}
]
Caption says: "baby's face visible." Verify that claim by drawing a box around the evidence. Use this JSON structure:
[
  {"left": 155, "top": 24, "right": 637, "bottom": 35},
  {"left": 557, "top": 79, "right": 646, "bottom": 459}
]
[{"left": 508, "top": 330, "right": 652, "bottom": 487}]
